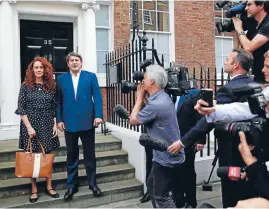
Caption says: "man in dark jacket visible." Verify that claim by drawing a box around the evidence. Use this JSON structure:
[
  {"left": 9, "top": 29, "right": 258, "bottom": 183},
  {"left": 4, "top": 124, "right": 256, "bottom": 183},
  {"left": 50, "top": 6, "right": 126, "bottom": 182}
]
[
  {"left": 168, "top": 48, "right": 256, "bottom": 208},
  {"left": 176, "top": 88, "right": 206, "bottom": 208}
]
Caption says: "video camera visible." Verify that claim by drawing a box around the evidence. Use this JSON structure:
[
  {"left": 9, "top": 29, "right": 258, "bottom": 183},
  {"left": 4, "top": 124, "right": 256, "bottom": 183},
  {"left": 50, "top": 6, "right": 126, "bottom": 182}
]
[
  {"left": 121, "top": 59, "right": 197, "bottom": 96},
  {"left": 215, "top": 0, "right": 257, "bottom": 34},
  {"left": 214, "top": 83, "right": 269, "bottom": 159}
]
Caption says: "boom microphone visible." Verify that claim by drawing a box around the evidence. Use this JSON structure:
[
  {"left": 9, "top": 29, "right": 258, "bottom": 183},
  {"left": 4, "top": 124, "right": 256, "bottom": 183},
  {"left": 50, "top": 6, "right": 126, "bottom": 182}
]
[
  {"left": 217, "top": 166, "right": 244, "bottom": 181},
  {"left": 113, "top": 104, "right": 129, "bottom": 120},
  {"left": 139, "top": 134, "right": 168, "bottom": 152}
]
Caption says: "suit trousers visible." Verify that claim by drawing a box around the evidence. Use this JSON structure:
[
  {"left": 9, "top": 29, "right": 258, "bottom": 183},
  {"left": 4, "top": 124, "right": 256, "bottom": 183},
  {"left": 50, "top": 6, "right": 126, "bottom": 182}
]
[
  {"left": 64, "top": 128, "right": 96, "bottom": 189},
  {"left": 181, "top": 148, "right": 197, "bottom": 207}
]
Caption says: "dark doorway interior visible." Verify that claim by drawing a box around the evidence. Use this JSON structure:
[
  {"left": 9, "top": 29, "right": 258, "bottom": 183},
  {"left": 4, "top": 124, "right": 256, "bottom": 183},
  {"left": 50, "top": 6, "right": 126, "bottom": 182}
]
[{"left": 20, "top": 20, "right": 73, "bottom": 82}]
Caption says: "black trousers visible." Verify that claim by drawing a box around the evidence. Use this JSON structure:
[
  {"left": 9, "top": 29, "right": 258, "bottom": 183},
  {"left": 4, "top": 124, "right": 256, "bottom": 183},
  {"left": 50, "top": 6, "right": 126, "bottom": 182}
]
[
  {"left": 64, "top": 128, "right": 96, "bottom": 189},
  {"left": 218, "top": 141, "right": 256, "bottom": 208},
  {"left": 147, "top": 162, "right": 184, "bottom": 208},
  {"left": 145, "top": 146, "right": 153, "bottom": 186},
  {"left": 181, "top": 148, "right": 197, "bottom": 207}
]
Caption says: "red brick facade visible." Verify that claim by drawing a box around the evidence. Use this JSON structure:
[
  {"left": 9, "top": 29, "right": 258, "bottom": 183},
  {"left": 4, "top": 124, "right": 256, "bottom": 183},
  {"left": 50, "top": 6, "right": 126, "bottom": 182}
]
[{"left": 101, "top": 1, "right": 225, "bottom": 120}]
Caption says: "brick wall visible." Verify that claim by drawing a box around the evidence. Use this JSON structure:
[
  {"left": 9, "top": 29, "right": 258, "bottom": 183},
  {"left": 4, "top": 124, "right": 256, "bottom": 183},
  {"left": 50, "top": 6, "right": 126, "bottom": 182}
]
[
  {"left": 174, "top": 1, "right": 215, "bottom": 71},
  {"left": 114, "top": 0, "right": 131, "bottom": 49}
]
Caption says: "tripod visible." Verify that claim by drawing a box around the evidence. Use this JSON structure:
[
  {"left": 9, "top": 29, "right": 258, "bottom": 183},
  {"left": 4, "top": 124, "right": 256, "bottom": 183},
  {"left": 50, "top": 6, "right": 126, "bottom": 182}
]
[{"left": 202, "top": 149, "right": 219, "bottom": 191}]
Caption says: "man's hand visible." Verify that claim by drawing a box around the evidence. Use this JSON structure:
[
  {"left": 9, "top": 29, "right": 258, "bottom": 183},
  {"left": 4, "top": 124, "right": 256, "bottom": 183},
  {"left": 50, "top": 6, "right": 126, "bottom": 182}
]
[
  {"left": 94, "top": 118, "right": 103, "bottom": 127},
  {"left": 168, "top": 140, "right": 183, "bottom": 154},
  {"left": 137, "top": 83, "right": 146, "bottom": 102},
  {"left": 234, "top": 197, "right": 269, "bottom": 208},
  {"left": 232, "top": 17, "right": 243, "bottom": 33},
  {"left": 57, "top": 122, "right": 65, "bottom": 132},
  {"left": 238, "top": 131, "right": 257, "bottom": 166},
  {"left": 194, "top": 99, "right": 216, "bottom": 115},
  {"left": 196, "top": 144, "right": 204, "bottom": 151}
]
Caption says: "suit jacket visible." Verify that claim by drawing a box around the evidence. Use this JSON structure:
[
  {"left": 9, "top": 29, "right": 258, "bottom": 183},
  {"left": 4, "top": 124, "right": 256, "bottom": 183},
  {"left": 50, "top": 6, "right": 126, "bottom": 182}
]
[
  {"left": 181, "top": 74, "right": 255, "bottom": 147},
  {"left": 177, "top": 89, "right": 207, "bottom": 148},
  {"left": 56, "top": 70, "right": 103, "bottom": 132}
]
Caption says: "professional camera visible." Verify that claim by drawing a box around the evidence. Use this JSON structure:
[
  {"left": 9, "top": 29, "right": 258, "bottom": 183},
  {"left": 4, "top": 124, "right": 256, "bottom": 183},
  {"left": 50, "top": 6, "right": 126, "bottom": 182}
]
[
  {"left": 215, "top": 1, "right": 257, "bottom": 34},
  {"left": 214, "top": 83, "right": 269, "bottom": 158},
  {"left": 121, "top": 59, "right": 197, "bottom": 96}
]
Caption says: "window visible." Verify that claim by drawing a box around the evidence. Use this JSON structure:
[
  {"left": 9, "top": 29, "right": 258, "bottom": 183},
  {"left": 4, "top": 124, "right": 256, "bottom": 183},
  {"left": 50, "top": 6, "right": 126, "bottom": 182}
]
[
  {"left": 143, "top": 10, "right": 152, "bottom": 25},
  {"left": 95, "top": 5, "right": 110, "bottom": 74},
  {"left": 130, "top": 0, "right": 172, "bottom": 68}
]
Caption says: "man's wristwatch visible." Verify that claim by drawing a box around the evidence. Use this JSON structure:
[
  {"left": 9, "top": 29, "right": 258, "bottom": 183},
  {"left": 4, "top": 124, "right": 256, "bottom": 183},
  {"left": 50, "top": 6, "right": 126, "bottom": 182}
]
[{"left": 238, "top": 31, "right": 246, "bottom": 36}]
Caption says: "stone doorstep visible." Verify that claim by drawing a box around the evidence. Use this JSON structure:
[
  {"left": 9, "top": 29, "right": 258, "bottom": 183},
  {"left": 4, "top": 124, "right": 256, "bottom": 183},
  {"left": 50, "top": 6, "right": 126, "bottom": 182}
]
[
  {"left": 0, "top": 178, "right": 143, "bottom": 208},
  {"left": 0, "top": 163, "right": 135, "bottom": 189},
  {"left": 0, "top": 133, "right": 121, "bottom": 153},
  {"left": 0, "top": 150, "right": 129, "bottom": 180}
]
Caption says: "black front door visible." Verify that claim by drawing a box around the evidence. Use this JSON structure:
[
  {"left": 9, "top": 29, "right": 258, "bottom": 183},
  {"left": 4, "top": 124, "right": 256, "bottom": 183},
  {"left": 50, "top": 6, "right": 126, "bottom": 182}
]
[{"left": 20, "top": 20, "right": 73, "bottom": 82}]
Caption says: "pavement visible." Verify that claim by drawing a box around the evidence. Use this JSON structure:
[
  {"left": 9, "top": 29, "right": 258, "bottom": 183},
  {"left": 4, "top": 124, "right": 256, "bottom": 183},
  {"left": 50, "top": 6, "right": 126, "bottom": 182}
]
[{"left": 98, "top": 182, "right": 222, "bottom": 208}]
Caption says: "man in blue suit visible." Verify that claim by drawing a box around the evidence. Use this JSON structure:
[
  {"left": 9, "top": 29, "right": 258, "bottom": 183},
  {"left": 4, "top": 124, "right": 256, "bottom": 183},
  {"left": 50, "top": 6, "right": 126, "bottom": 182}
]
[{"left": 56, "top": 52, "right": 103, "bottom": 201}]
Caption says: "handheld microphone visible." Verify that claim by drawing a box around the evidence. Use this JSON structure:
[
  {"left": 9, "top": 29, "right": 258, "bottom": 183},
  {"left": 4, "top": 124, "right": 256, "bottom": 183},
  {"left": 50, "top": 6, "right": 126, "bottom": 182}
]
[
  {"left": 217, "top": 166, "right": 244, "bottom": 181},
  {"left": 139, "top": 134, "right": 168, "bottom": 152},
  {"left": 113, "top": 104, "right": 129, "bottom": 120}
]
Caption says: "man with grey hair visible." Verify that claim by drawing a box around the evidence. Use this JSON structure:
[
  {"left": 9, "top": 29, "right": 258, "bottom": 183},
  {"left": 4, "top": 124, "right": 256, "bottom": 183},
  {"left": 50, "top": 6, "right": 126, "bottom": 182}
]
[{"left": 129, "top": 64, "right": 185, "bottom": 208}]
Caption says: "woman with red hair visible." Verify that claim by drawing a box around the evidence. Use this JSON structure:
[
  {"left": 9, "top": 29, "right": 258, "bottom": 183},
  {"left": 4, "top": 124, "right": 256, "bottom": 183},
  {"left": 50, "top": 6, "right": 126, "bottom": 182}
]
[{"left": 15, "top": 57, "right": 60, "bottom": 203}]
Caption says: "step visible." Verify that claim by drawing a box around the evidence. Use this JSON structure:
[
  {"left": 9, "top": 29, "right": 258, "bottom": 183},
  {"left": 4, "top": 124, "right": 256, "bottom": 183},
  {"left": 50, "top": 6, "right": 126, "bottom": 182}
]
[
  {"left": 0, "top": 135, "right": 122, "bottom": 163},
  {"left": 0, "top": 179, "right": 143, "bottom": 208},
  {"left": 0, "top": 164, "right": 135, "bottom": 199},
  {"left": 0, "top": 150, "right": 128, "bottom": 180}
]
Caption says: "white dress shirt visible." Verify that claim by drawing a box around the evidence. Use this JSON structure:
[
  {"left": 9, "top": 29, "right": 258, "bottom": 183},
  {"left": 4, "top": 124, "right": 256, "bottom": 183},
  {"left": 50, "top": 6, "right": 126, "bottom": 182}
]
[
  {"left": 71, "top": 71, "right": 81, "bottom": 98},
  {"left": 206, "top": 86, "right": 269, "bottom": 123}
]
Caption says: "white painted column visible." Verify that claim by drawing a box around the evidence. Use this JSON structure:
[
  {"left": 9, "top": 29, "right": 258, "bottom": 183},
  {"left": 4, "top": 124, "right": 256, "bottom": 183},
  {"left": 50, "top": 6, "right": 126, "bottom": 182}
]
[
  {"left": 0, "top": 0, "right": 19, "bottom": 139},
  {"left": 81, "top": 0, "right": 99, "bottom": 74}
]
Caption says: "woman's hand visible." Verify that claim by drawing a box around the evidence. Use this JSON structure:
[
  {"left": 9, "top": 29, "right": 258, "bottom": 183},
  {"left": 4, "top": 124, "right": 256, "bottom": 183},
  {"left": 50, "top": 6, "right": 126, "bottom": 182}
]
[
  {"left": 27, "top": 126, "right": 36, "bottom": 138},
  {"left": 53, "top": 124, "right": 58, "bottom": 137}
]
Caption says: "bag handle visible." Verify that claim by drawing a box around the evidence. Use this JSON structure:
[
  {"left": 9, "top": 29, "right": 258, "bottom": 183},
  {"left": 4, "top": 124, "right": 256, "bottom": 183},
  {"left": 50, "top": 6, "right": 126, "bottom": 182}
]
[{"left": 26, "top": 137, "right": 46, "bottom": 155}]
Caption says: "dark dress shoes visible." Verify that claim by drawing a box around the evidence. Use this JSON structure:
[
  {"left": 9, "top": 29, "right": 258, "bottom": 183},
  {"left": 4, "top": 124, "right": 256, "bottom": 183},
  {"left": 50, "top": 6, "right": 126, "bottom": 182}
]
[
  {"left": 45, "top": 188, "right": 60, "bottom": 198},
  {"left": 140, "top": 192, "right": 150, "bottom": 203},
  {"left": 64, "top": 188, "right": 78, "bottom": 201},
  {"left": 29, "top": 192, "right": 39, "bottom": 203},
  {"left": 89, "top": 185, "right": 102, "bottom": 197}
]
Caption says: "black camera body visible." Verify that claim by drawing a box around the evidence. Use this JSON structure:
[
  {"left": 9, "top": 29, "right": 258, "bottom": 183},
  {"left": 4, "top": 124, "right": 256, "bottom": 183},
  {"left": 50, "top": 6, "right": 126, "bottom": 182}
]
[
  {"left": 215, "top": 1, "right": 257, "bottom": 34},
  {"left": 214, "top": 83, "right": 269, "bottom": 159},
  {"left": 121, "top": 59, "right": 197, "bottom": 96}
]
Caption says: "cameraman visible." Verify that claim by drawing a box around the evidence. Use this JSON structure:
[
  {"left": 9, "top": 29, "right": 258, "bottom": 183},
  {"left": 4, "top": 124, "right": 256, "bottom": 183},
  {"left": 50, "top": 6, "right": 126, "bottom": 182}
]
[
  {"left": 129, "top": 65, "right": 185, "bottom": 208},
  {"left": 233, "top": 0, "right": 269, "bottom": 83}
]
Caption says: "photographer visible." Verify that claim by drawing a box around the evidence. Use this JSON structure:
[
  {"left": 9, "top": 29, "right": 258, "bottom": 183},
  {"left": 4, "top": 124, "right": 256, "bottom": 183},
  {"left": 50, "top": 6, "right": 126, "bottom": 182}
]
[
  {"left": 233, "top": 0, "right": 269, "bottom": 83},
  {"left": 129, "top": 65, "right": 185, "bottom": 208}
]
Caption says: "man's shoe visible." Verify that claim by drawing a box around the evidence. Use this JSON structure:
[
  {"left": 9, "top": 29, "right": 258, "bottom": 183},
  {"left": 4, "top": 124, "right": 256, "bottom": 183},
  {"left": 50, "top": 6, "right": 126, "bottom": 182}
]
[
  {"left": 89, "top": 186, "right": 102, "bottom": 197},
  {"left": 64, "top": 188, "right": 78, "bottom": 201},
  {"left": 140, "top": 192, "right": 150, "bottom": 203},
  {"left": 185, "top": 203, "right": 196, "bottom": 208}
]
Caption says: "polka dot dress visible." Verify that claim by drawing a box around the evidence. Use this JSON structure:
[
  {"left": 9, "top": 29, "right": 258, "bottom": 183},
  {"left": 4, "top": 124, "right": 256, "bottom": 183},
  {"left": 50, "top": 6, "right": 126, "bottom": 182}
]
[{"left": 15, "top": 83, "right": 60, "bottom": 153}]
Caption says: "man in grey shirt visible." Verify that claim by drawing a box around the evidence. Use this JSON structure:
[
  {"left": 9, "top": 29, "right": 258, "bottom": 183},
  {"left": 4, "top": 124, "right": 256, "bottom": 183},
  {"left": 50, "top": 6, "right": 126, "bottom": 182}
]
[{"left": 129, "top": 65, "right": 185, "bottom": 208}]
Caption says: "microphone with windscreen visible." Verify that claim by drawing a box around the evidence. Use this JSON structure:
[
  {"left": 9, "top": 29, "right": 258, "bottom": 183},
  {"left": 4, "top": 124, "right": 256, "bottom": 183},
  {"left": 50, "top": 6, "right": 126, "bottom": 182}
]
[
  {"left": 217, "top": 166, "right": 244, "bottom": 181},
  {"left": 113, "top": 104, "right": 129, "bottom": 120},
  {"left": 139, "top": 134, "right": 168, "bottom": 152}
]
